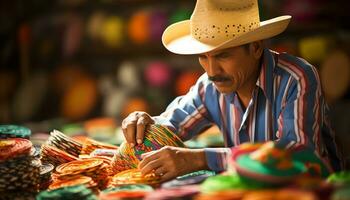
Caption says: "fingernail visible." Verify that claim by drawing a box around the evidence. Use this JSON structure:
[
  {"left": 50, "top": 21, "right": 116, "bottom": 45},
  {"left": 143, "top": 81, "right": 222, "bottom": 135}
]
[
  {"left": 137, "top": 139, "right": 142, "bottom": 144},
  {"left": 130, "top": 143, "right": 135, "bottom": 147}
]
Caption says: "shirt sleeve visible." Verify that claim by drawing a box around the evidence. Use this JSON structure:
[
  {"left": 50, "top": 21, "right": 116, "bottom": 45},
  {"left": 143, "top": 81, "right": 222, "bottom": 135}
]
[
  {"left": 152, "top": 73, "right": 213, "bottom": 141},
  {"left": 204, "top": 148, "right": 232, "bottom": 172}
]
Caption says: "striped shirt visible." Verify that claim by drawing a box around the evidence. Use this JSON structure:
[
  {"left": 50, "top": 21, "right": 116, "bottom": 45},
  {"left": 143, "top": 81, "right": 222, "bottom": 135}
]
[{"left": 154, "top": 48, "right": 343, "bottom": 172}]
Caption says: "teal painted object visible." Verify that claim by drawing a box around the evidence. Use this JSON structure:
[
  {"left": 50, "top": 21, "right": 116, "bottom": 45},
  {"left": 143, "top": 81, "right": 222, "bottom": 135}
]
[
  {"left": 237, "top": 154, "right": 305, "bottom": 177},
  {"left": 101, "top": 184, "right": 153, "bottom": 193},
  {"left": 292, "top": 148, "right": 331, "bottom": 178},
  {"left": 0, "top": 124, "right": 31, "bottom": 139},
  {"left": 177, "top": 170, "right": 216, "bottom": 180},
  {"left": 36, "top": 185, "right": 97, "bottom": 200}
]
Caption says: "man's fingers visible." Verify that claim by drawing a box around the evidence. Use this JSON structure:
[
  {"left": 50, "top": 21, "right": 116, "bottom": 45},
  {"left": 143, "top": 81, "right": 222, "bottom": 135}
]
[
  {"left": 121, "top": 112, "right": 155, "bottom": 146},
  {"left": 139, "top": 151, "right": 160, "bottom": 168},
  {"left": 125, "top": 124, "right": 136, "bottom": 147},
  {"left": 121, "top": 113, "right": 140, "bottom": 146},
  {"left": 136, "top": 114, "right": 155, "bottom": 145},
  {"left": 121, "top": 120, "right": 131, "bottom": 143},
  {"left": 140, "top": 159, "right": 162, "bottom": 176},
  {"left": 136, "top": 116, "right": 146, "bottom": 145},
  {"left": 153, "top": 167, "right": 167, "bottom": 177}
]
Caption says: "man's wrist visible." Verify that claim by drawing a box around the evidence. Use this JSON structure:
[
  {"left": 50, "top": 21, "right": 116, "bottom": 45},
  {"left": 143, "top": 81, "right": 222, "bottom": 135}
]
[{"left": 190, "top": 149, "right": 209, "bottom": 171}]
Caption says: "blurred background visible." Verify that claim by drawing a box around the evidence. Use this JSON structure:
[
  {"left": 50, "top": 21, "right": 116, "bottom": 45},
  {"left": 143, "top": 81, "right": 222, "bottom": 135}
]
[{"left": 0, "top": 0, "right": 349, "bottom": 152}]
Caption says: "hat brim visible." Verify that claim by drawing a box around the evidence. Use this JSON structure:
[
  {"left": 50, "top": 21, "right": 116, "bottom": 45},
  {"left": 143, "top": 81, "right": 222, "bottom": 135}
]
[{"left": 162, "top": 15, "right": 291, "bottom": 55}]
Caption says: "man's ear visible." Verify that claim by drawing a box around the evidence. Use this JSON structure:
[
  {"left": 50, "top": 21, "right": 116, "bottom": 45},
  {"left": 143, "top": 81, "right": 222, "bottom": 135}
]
[{"left": 249, "top": 40, "right": 264, "bottom": 59}]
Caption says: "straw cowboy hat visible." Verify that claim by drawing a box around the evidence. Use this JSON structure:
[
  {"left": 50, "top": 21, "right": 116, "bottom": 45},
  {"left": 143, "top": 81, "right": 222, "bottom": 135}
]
[{"left": 162, "top": 0, "right": 292, "bottom": 55}]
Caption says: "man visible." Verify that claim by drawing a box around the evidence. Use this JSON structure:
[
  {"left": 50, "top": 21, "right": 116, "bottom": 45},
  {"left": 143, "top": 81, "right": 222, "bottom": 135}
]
[{"left": 122, "top": 0, "right": 343, "bottom": 182}]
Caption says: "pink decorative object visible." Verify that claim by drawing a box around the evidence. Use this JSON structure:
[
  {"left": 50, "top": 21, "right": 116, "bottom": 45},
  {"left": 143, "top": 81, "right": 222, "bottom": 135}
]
[{"left": 144, "top": 61, "right": 172, "bottom": 87}]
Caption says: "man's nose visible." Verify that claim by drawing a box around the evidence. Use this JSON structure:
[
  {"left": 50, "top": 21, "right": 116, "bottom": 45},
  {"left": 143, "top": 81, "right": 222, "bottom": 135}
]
[{"left": 206, "top": 58, "right": 221, "bottom": 76}]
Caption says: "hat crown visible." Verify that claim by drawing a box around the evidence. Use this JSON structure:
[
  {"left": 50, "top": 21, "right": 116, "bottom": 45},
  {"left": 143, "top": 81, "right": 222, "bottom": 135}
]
[{"left": 190, "top": 0, "right": 260, "bottom": 45}]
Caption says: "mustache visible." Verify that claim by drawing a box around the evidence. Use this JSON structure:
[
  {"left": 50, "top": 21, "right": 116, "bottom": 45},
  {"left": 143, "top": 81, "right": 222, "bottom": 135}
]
[{"left": 208, "top": 75, "right": 231, "bottom": 82}]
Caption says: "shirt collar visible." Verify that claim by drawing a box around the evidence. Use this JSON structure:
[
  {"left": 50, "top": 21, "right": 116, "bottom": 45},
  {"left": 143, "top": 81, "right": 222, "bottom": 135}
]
[
  {"left": 224, "top": 92, "right": 236, "bottom": 103},
  {"left": 256, "top": 48, "right": 277, "bottom": 102},
  {"left": 222, "top": 48, "right": 277, "bottom": 103}
]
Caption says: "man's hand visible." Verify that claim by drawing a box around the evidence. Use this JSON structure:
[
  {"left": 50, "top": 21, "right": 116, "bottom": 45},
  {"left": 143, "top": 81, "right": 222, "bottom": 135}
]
[
  {"left": 122, "top": 111, "right": 155, "bottom": 147},
  {"left": 138, "top": 146, "right": 209, "bottom": 182}
]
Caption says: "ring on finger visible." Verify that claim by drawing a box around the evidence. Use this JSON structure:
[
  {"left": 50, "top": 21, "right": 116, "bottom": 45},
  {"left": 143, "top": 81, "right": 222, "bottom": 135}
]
[{"left": 154, "top": 168, "right": 166, "bottom": 177}]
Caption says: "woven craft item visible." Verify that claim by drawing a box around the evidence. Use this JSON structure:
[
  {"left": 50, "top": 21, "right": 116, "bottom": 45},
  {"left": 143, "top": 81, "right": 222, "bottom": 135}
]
[
  {"left": 81, "top": 137, "right": 118, "bottom": 155},
  {"left": 109, "top": 169, "right": 161, "bottom": 187},
  {"left": 111, "top": 124, "right": 185, "bottom": 173},
  {"left": 52, "top": 158, "right": 110, "bottom": 190}
]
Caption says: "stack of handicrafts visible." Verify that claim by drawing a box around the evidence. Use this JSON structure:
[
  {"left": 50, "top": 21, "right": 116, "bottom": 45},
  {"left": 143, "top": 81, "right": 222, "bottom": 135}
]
[
  {"left": 0, "top": 138, "right": 40, "bottom": 193},
  {"left": 51, "top": 158, "right": 110, "bottom": 190},
  {"left": 40, "top": 130, "right": 82, "bottom": 167},
  {"left": 46, "top": 130, "right": 82, "bottom": 157}
]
